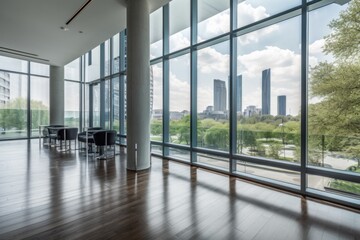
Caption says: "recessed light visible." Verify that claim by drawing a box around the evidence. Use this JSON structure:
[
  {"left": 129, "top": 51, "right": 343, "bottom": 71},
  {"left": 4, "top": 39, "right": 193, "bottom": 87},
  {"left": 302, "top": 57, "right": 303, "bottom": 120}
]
[{"left": 60, "top": 26, "right": 69, "bottom": 31}]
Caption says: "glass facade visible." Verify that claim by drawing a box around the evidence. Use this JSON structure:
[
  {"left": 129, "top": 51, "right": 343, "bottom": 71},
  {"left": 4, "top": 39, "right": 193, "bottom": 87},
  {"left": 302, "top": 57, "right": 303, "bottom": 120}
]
[
  {"left": 0, "top": 58, "right": 49, "bottom": 139},
  {"left": 1, "top": 0, "right": 358, "bottom": 209}
]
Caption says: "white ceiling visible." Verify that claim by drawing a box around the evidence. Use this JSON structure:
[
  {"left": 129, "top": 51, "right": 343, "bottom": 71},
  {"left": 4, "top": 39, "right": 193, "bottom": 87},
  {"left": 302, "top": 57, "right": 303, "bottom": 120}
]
[{"left": 0, "top": 0, "right": 170, "bottom": 66}]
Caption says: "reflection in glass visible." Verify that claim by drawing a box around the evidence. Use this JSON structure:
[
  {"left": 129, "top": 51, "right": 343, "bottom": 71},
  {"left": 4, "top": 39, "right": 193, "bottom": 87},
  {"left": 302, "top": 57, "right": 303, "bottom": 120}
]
[
  {"left": 236, "top": 161, "right": 300, "bottom": 186},
  {"left": 307, "top": 174, "right": 360, "bottom": 199},
  {"left": 197, "top": 153, "right": 229, "bottom": 170}
]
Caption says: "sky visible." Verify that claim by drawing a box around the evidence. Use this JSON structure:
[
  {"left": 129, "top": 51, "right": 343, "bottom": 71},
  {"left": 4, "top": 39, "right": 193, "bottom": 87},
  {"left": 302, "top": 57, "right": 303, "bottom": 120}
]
[{"left": 150, "top": 1, "right": 349, "bottom": 115}]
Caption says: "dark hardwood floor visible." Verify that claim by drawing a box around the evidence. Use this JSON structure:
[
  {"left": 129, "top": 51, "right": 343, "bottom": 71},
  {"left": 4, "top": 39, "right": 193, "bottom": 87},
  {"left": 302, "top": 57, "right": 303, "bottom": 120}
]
[{"left": 0, "top": 140, "right": 359, "bottom": 240}]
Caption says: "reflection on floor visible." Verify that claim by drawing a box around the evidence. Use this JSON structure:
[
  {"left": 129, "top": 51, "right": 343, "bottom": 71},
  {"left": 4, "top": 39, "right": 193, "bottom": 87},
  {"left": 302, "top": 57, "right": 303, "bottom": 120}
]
[{"left": 0, "top": 140, "right": 359, "bottom": 239}]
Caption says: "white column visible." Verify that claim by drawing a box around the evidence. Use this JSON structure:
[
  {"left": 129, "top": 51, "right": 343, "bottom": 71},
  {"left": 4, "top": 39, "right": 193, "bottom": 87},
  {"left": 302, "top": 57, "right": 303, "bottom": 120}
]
[
  {"left": 126, "top": 0, "right": 151, "bottom": 171},
  {"left": 49, "top": 65, "right": 64, "bottom": 125}
]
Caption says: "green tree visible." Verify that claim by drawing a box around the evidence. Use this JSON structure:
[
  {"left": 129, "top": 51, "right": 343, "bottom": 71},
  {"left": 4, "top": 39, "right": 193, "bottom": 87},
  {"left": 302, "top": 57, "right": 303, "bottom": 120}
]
[{"left": 309, "top": 0, "right": 360, "bottom": 157}]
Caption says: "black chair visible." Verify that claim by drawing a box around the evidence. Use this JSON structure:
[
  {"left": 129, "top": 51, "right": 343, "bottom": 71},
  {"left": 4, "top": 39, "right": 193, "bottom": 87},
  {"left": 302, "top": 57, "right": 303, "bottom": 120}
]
[
  {"left": 78, "top": 127, "right": 103, "bottom": 152},
  {"left": 92, "top": 130, "right": 117, "bottom": 159},
  {"left": 46, "top": 125, "right": 65, "bottom": 146},
  {"left": 57, "top": 128, "right": 78, "bottom": 151}
]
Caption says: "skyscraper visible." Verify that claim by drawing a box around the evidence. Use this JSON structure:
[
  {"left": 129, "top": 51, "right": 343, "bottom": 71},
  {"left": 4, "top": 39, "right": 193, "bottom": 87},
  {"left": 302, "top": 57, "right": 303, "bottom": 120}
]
[
  {"left": 236, "top": 75, "right": 242, "bottom": 113},
  {"left": 277, "top": 95, "right": 286, "bottom": 116},
  {"left": 262, "top": 68, "right": 271, "bottom": 115},
  {"left": 213, "top": 79, "right": 226, "bottom": 112}
]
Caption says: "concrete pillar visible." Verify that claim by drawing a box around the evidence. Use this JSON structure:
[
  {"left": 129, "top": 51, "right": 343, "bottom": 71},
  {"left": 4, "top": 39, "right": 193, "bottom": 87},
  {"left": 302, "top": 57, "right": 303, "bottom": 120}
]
[
  {"left": 126, "top": 0, "right": 151, "bottom": 171},
  {"left": 49, "top": 65, "right": 64, "bottom": 125}
]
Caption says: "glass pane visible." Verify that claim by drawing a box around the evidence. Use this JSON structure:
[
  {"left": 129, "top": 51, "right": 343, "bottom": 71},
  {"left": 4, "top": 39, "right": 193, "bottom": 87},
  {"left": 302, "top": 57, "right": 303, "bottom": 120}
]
[
  {"left": 169, "top": 0, "right": 190, "bottom": 52},
  {"left": 0, "top": 72, "right": 27, "bottom": 139},
  {"left": 65, "top": 81, "right": 80, "bottom": 128},
  {"left": 169, "top": 54, "right": 190, "bottom": 145},
  {"left": 150, "top": 63, "right": 163, "bottom": 141},
  {"left": 30, "top": 62, "right": 49, "bottom": 76},
  {"left": 86, "top": 45, "right": 100, "bottom": 82},
  {"left": 236, "top": 16, "right": 301, "bottom": 163},
  {"left": 197, "top": 41, "right": 229, "bottom": 151},
  {"left": 65, "top": 58, "right": 80, "bottom": 81},
  {"left": 0, "top": 55, "right": 28, "bottom": 73},
  {"left": 308, "top": 2, "right": 359, "bottom": 174},
  {"left": 237, "top": 0, "right": 301, "bottom": 28},
  {"left": 113, "top": 77, "right": 120, "bottom": 132},
  {"left": 197, "top": 153, "right": 229, "bottom": 170},
  {"left": 169, "top": 147, "right": 190, "bottom": 162},
  {"left": 30, "top": 76, "right": 49, "bottom": 136},
  {"left": 198, "top": 0, "right": 230, "bottom": 42},
  {"left": 104, "top": 40, "right": 110, "bottom": 77},
  {"left": 150, "top": 8, "right": 163, "bottom": 59},
  {"left": 112, "top": 33, "right": 120, "bottom": 74},
  {"left": 307, "top": 174, "right": 360, "bottom": 200},
  {"left": 123, "top": 76, "right": 127, "bottom": 134},
  {"left": 235, "top": 160, "right": 300, "bottom": 186},
  {"left": 105, "top": 80, "right": 111, "bottom": 129},
  {"left": 151, "top": 144, "right": 162, "bottom": 155},
  {"left": 92, "top": 83, "right": 100, "bottom": 127}
]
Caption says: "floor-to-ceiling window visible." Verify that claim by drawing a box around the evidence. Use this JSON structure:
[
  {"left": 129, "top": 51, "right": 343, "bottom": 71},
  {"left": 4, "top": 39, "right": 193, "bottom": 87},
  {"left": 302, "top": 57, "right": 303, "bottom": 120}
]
[
  {"left": 147, "top": 0, "right": 359, "bottom": 209},
  {"left": 59, "top": 0, "right": 359, "bottom": 209},
  {"left": 0, "top": 55, "right": 49, "bottom": 139},
  {"left": 306, "top": 0, "right": 360, "bottom": 200}
]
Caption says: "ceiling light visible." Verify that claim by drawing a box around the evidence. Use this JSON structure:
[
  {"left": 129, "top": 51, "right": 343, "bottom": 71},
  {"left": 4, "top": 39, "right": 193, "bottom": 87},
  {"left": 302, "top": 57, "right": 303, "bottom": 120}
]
[{"left": 60, "top": 26, "right": 69, "bottom": 31}]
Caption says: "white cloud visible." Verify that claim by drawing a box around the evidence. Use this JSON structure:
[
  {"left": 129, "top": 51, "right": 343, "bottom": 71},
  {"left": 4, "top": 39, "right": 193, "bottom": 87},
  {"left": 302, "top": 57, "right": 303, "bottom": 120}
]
[
  {"left": 309, "top": 39, "right": 325, "bottom": 55},
  {"left": 238, "top": 2, "right": 269, "bottom": 26},
  {"left": 170, "top": 31, "right": 191, "bottom": 52},
  {"left": 169, "top": 72, "right": 190, "bottom": 112},
  {"left": 198, "top": 47, "right": 229, "bottom": 75}
]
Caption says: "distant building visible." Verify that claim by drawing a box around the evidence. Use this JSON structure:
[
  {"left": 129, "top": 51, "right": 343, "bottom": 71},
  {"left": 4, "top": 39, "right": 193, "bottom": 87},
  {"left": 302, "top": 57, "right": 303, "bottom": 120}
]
[
  {"left": 152, "top": 109, "right": 162, "bottom": 120},
  {"left": 213, "top": 79, "right": 226, "bottom": 112},
  {"left": 262, "top": 68, "right": 271, "bottom": 115},
  {"left": 236, "top": 75, "right": 242, "bottom": 113},
  {"left": 243, "top": 105, "right": 261, "bottom": 117},
  {"left": 0, "top": 71, "right": 10, "bottom": 106},
  {"left": 277, "top": 95, "right": 286, "bottom": 116}
]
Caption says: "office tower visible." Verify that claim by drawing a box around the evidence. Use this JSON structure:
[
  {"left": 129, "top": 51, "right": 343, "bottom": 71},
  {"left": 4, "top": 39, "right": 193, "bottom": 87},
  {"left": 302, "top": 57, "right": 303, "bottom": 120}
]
[
  {"left": 262, "top": 68, "right": 271, "bottom": 115},
  {"left": 236, "top": 75, "right": 242, "bottom": 113},
  {"left": 213, "top": 79, "right": 226, "bottom": 112},
  {"left": 0, "top": 71, "right": 10, "bottom": 106},
  {"left": 278, "top": 95, "right": 286, "bottom": 116}
]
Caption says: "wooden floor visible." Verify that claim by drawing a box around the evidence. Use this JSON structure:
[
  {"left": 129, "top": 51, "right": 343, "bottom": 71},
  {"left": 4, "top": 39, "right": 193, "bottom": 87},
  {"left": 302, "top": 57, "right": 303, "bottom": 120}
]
[{"left": 0, "top": 140, "right": 359, "bottom": 240}]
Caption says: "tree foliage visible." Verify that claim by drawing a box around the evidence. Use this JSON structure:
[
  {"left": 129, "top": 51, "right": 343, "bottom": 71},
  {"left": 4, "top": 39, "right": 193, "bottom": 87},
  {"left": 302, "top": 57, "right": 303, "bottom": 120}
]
[{"left": 310, "top": 0, "right": 360, "bottom": 141}]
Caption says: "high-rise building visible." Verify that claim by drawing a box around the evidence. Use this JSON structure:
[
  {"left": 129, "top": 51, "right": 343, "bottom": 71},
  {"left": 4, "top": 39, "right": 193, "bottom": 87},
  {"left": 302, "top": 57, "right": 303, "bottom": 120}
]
[
  {"left": 213, "top": 79, "right": 226, "bottom": 112},
  {"left": 0, "top": 71, "right": 10, "bottom": 107},
  {"left": 277, "top": 95, "right": 286, "bottom": 116},
  {"left": 262, "top": 68, "right": 271, "bottom": 115},
  {"left": 236, "top": 75, "right": 242, "bottom": 113}
]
